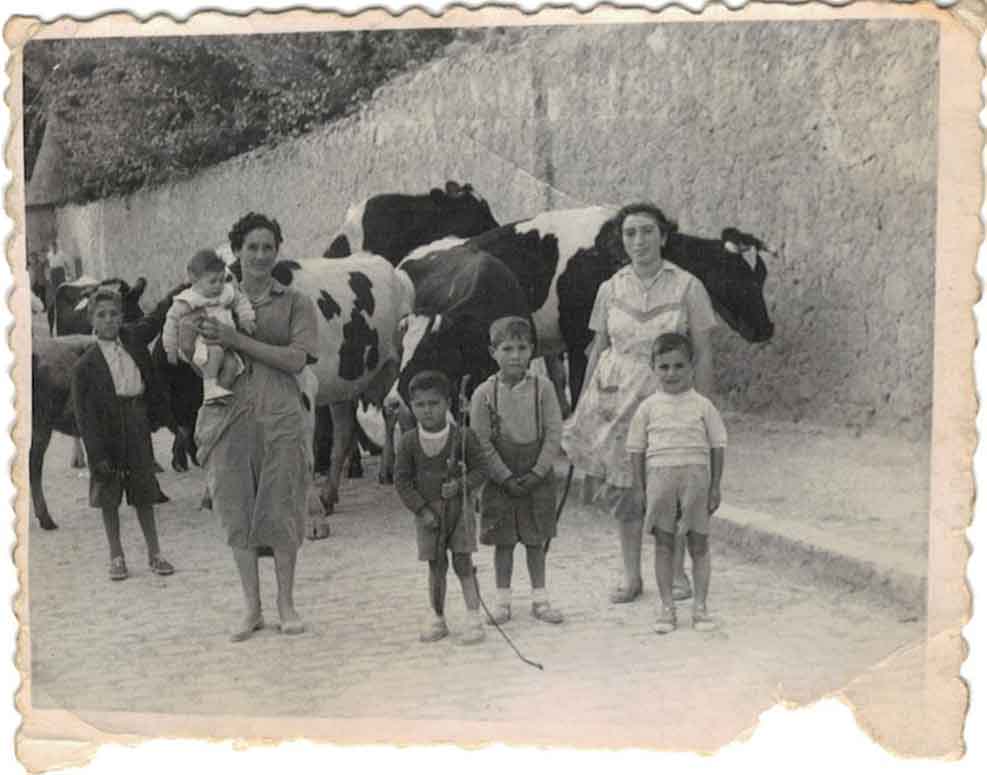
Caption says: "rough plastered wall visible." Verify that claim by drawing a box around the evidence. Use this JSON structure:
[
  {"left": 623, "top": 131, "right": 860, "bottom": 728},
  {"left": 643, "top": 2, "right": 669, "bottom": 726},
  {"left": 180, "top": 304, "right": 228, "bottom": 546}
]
[{"left": 55, "top": 20, "right": 937, "bottom": 432}]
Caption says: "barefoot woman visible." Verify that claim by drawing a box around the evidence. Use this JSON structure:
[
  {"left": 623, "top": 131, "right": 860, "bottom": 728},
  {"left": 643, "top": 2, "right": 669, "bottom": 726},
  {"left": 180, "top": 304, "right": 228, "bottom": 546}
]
[{"left": 194, "top": 213, "right": 319, "bottom": 641}]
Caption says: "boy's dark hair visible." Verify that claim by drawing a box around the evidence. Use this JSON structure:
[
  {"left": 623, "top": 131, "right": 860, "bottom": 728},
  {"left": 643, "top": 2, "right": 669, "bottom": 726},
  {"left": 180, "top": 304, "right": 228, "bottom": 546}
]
[
  {"left": 655, "top": 332, "right": 693, "bottom": 361},
  {"left": 187, "top": 249, "right": 227, "bottom": 279},
  {"left": 87, "top": 287, "right": 123, "bottom": 316},
  {"left": 408, "top": 370, "right": 451, "bottom": 399},
  {"left": 489, "top": 316, "right": 534, "bottom": 347}
]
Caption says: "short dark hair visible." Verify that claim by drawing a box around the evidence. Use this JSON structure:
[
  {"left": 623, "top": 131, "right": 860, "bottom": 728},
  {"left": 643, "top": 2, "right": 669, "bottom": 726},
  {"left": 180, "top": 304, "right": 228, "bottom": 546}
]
[
  {"left": 408, "top": 370, "right": 451, "bottom": 399},
  {"left": 87, "top": 287, "right": 123, "bottom": 315},
  {"left": 616, "top": 202, "right": 678, "bottom": 238},
  {"left": 228, "top": 212, "right": 284, "bottom": 253},
  {"left": 655, "top": 332, "right": 693, "bottom": 361},
  {"left": 187, "top": 249, "right": 227, "bottom": 278},
  {"left": 489, "top": 316, "right": 534, "bottom": 347}
]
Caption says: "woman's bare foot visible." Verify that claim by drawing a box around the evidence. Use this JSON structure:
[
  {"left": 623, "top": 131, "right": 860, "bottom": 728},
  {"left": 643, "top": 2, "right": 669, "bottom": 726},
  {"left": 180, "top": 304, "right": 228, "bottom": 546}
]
[
  {"left": 231, "top": 611, "right": 264, "bottom": 642},
  {"left": 278, "top": 602, "right": 305, "bottom": 636}
]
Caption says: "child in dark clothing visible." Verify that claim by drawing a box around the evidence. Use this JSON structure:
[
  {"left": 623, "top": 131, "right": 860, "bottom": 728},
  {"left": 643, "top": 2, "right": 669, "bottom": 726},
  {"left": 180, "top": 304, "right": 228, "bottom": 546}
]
[
  {"left": 394, "top": 370, "right": 488, "bottom": 644},
  {"left": 71, "top": 288, "right": 175, "bottom": 581}
]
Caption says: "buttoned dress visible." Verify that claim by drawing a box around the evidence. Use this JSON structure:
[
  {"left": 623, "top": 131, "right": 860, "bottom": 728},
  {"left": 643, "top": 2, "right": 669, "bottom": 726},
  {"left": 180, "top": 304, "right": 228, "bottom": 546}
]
[
  {"left": 561, "top": 263, "right": 717, "bottom": 494},
  {"left": 194, "top": 282, "right": 319, "bottom": 551}
]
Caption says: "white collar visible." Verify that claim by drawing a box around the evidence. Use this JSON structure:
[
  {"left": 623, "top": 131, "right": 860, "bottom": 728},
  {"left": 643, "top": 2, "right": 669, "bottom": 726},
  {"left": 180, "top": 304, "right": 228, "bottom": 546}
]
[{"left": 418, "top": 423, "right": 451, "bottom": 441}]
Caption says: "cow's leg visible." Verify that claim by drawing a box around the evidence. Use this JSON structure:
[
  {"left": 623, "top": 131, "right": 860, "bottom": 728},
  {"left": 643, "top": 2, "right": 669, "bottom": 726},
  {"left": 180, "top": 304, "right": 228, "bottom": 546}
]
[
  {"left": 320, "top": 400, "right": 355, "bottom": 515},
  {"left": 379, "top": 404, "right": 399, "bottom": 485},
  {"left": 30, "top": 424, "right": 58, "bottom": 530},
  {"left": 70, "top": 437, "right": 86, "bottom": 469},
  {"left": 380, "top": 404, "right": 415, "bottom": 485},
  {"left": 542, "top": 353, "right": 571, "bottom": 418},
  {"left": 567, "top": 347, "right": 589, "bottom": 412},
  {"left": 347, "top": 405, "right": 364, "bottom": 479},
  {"left": 313, "top": 405, "right": 333, "bottom": 476}
]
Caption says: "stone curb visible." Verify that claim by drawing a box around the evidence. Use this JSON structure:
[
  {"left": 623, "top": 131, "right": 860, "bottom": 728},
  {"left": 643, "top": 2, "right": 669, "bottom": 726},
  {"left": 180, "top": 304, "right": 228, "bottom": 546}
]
[{"left": 712, "top": 504, "right": 927, "bottom": 614}]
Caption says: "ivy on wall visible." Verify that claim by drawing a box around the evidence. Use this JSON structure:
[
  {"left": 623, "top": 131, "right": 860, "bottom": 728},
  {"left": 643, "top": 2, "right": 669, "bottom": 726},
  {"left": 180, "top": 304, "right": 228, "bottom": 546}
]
[{"left": 23, "top": 29, "right": 456, "bottom": 204}]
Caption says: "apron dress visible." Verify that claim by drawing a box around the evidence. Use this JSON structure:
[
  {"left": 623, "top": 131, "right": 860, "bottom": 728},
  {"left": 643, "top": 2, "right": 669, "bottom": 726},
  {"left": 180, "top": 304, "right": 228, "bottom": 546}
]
[
  {"left": 562, "top": 267, "right": 692, "bottom": 492},
  {"left": 480, "top": 376, "right": 558, "bottom": 547}
]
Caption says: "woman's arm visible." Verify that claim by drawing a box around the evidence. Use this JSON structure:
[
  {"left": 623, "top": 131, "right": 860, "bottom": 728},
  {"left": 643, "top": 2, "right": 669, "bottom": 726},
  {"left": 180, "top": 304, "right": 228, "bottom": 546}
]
[
  {"left": 199, "top": 317, "right": 307, "bottom": 374},
  {"left": 691, "top": 326, "right": 713, "bottom": 398},
  {"left": 583, "top": 331, "right": 609, "bottom": 389}
]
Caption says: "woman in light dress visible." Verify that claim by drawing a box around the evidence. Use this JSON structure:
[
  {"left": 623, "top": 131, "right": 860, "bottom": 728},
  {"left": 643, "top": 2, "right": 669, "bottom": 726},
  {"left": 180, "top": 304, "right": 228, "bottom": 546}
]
[{"left": 562, "top": 203, "right": 717, "bottom": 603}]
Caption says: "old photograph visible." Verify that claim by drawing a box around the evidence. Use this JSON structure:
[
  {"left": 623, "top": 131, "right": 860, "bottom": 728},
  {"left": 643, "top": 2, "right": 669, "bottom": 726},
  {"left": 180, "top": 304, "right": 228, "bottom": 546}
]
[{"left": 4, "top": 1, "right": 979, "bottom": 769}]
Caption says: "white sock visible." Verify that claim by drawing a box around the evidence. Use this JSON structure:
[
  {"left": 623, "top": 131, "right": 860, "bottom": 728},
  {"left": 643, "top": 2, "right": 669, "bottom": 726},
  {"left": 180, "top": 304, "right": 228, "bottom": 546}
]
[
  {"left": 532, "top": 587, "right": 548, "bottom": 605},
  {"left": 496, "top": 588, "right": 512, "bottom": 607}
]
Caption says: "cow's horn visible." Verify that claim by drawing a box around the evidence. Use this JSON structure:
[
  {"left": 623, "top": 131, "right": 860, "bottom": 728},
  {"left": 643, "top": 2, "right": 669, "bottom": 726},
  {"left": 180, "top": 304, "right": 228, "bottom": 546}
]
[{"left": 724, "top": 241, "right": 739, "bottom": 254}]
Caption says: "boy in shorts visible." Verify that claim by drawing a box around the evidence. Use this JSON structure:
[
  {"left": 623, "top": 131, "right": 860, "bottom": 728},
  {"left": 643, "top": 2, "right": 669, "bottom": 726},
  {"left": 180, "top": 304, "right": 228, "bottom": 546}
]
[
  {"left": 627, "top": 332, "right": 726, "bottom": 633},
  {"left": 470, "top": 316, "right": 565, "bottom": 625},
  {"left": 394, "top": 370, "right": 488, "bottom": 645},
  {"left": 71, "top": 288, "right": 176, "bottom": 581}
]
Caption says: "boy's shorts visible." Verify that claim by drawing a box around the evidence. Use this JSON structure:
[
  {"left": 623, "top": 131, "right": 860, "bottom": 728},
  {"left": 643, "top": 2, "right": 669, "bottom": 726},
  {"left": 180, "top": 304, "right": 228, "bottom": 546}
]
[
  {"left": 643, "top": 464, "right": 711, "bottom": 536},
  {"left": 88, "top": 396, "right": 162, "bottom": 510}
]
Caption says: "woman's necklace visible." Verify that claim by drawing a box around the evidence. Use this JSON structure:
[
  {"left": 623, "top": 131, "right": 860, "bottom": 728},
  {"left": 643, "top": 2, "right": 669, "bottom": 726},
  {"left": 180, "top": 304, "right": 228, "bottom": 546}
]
[{"left": 244, "top": 281, "right": 273, "bottom": 306}]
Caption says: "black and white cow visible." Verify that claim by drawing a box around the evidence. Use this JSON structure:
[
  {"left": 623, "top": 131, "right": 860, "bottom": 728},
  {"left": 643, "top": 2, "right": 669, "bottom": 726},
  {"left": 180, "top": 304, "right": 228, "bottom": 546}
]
[
  {"left": 267, "top": 254, "right": 412, "bottom": 520},
  {"left": 324, "top": 181, "right": 499, "bottom": 264},
  {"left": 380, "top": 206, "right": 776, "bottom": 481},
  {"left": 51, "top": 275, "right": 147, "bottom": 337}
]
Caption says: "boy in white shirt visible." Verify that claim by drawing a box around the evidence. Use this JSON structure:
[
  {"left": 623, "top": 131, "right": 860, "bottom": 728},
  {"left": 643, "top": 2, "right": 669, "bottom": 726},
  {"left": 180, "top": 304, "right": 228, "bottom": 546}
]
[{"left": 626, "top": 332, "right": 726, "bottom": 634}]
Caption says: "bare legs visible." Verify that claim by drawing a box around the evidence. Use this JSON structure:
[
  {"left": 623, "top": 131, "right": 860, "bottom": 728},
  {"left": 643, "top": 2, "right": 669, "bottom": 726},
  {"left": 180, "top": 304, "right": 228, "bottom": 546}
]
[
  {"left": 100, "top": 504, "right": 162, "bottom": 561},
  {"left": 617, "top": 518, "right": 644, "bottom": 592},
  {"left": 230, "top": 546, "right": 303, "bottom": 641}
]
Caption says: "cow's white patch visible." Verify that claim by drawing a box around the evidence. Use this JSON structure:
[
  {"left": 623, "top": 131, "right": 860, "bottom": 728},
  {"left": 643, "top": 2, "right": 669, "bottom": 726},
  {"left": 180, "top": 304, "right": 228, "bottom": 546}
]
[
  {"left": 400, "top": 236, "right": 467, "bottom": 266},
  {"left": 514, "top": 206, "right": 618, "bottom": 353},
  {"left": 342, "top": 200, "right": 367, "bottom": 253},
  {"left": 280, "top": 253, "right": 405, "bottom": 405}
]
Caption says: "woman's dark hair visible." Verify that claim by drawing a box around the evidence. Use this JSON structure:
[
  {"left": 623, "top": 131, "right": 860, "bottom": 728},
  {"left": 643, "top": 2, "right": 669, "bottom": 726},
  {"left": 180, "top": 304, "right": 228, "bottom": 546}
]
[
  {"left": 615, "top": 202, "right": 678, "bottom": 237},
  {"left": 228, "top": 212, "right": 284, "bottom": 253}
]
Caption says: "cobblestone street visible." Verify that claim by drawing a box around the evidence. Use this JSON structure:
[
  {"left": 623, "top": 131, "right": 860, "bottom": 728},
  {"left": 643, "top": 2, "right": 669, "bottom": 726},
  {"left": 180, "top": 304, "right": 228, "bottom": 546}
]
[{"left": 26, "top": 431, "right": 924, "bottom": 749}]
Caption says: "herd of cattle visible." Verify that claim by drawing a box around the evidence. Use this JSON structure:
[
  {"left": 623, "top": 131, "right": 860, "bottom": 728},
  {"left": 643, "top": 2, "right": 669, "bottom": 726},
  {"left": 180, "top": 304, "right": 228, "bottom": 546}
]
[{"left": 30, "top": 181, "right": 776, "bottom": 534}]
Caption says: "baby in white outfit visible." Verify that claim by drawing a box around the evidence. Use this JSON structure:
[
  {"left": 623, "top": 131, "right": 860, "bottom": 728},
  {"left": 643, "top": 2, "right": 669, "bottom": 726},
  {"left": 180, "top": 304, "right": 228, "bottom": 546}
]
[{"left": 162, "top": 249, "right": 255, "bottom": 403}]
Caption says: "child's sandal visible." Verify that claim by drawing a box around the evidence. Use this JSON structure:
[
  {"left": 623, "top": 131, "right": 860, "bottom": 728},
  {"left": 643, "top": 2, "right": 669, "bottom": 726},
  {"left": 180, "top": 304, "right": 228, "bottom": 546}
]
[
  {"left": 692, "top": 608, "right": 717, "bottom": 632},
  {"left": 531, "top": 602, "right": 564, "bottom": 624},
  {"left": 108, "top": 556, "right": 128, "bottom": 581},
  {"left": 654, "top": 606, "right": 677, "bottom": 635},
  {"left": 420, "top": 617, "right": 449, "bottom": 643},
  {"left": 487, "top": 604, "right": 511, "bottom": 626}
]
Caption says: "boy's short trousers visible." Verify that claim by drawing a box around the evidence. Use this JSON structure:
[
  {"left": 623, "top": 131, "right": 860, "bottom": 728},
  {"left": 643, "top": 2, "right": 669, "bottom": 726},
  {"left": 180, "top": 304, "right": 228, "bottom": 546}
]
[
  {"left": 416, "top": 500, "right": 477, "bottom": 561},
  {"left": 88, "top": 396, "right": 162, "bottom": 510},
  {"left": 643, "top": 464, "right": 711, "bottom": 536}
]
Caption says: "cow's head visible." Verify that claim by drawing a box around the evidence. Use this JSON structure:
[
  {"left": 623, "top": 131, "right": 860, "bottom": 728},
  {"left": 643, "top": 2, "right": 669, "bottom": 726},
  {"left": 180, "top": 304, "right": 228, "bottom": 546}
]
[
  {"left": 665, "top": 229, "right": 774, "bottom": 343},
  {"left": 427, "top": 181, "right": 499, "bottom": 236},
  {"left": 388, "top": 312, "right": 490, "bottom": 417}
]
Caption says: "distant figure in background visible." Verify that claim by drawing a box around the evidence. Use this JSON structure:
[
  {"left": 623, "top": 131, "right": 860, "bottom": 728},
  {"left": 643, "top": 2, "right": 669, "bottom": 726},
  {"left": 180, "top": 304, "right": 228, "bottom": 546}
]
[
  {"left": 163, "top": 249, "right": 256, "bottom": 404},
  {"left": 28, "top": 249, "right": 48, "bottom": 310}
]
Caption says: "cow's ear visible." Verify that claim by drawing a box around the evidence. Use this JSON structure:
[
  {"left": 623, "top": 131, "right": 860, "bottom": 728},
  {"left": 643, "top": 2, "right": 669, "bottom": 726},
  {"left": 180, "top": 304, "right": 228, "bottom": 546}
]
[
  {"left": 445, "top": 181, "right": 463, "bottom": 197},
  {"left": 132, "top": 277, "right": 147, "bottom": 297},
  {"left": 723, "top": 241, "right": 739, "bottom": 254},
  {"left": 429, "top": 187, "right": 446, "bottom": 204}
]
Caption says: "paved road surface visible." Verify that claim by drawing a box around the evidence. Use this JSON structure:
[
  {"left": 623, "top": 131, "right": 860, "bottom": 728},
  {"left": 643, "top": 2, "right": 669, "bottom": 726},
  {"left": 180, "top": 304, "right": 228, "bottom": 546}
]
[{"left": 26, "top": 432, "right": 924, "bottom": 749}]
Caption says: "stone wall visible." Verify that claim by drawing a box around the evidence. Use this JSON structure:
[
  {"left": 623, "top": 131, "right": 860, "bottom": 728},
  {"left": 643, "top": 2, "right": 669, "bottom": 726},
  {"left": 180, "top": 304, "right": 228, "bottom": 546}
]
[{"left": 54, "top": 19, "right": 938, "bottom": 432}]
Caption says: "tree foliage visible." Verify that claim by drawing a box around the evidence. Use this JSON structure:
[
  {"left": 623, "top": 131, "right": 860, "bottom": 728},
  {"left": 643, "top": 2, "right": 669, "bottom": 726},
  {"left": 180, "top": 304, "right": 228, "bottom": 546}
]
[{"left": 23, "top": 30, "right": 455, "bottom": 203}]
